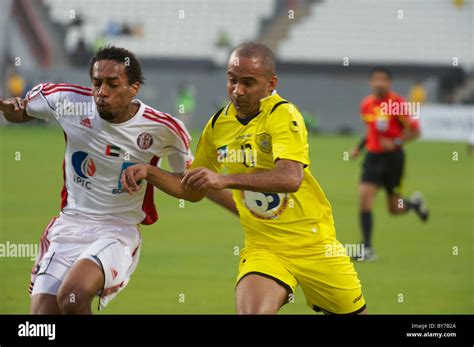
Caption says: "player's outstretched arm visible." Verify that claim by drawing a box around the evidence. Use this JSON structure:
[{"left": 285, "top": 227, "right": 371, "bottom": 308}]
[
  {"left": 205, "top": 189, "right": 239, "bottom": 215},
  {"left": 182, "top": 159, "right": 304, "bottom": 194},
  {"left": 0, "top": 97, "right": 34, "bottom": 123},
  {"left": 121, "top": 163, "right": 206, "bottom": 202}
]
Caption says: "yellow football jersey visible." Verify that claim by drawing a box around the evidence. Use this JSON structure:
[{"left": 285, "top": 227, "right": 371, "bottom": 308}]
[{"left": 191, "top": 92, "right": 336, "bottom": 254}]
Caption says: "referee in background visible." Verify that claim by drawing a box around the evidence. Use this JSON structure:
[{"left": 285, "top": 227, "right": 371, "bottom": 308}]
[{"left": 350, "top": 68, "right": 429, "bottom": 261}]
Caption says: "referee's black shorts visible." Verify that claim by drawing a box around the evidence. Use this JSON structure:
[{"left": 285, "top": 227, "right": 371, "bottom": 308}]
[{"left": 361, "top": 149, "right": 405, "bottom": 195}]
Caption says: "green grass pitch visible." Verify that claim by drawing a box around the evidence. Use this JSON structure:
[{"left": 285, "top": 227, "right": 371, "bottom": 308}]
[{"left": 0, "top": 125, "right": 472, "bottom": 314}]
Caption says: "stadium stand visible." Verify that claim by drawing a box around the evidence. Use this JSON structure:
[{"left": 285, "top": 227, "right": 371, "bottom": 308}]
[
  {"left": 43, "top": 0, "right": 276, "bottom": 59},
  {"left": 278, "top": 0, "right": 473, "bottom": 68}
]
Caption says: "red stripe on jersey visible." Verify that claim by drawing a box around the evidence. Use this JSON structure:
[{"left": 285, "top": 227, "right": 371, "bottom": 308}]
[
  {"left": 42, "top": 83, "right": 92, "bottom": 93},
  {"left": 43, "top": 87, "right": 93, "bottom": 97},
  {"left": 61, "top": 132, "right": 68, "bottom": 210},
  {"left": 143, "top": 114, "right": 187, "bottom": 148},
  {"left": 143, "top": 108, "right": 189, "bottom": 144},
  {"left": 145, "top": 108, "right": 190, "bottom": 148},
  {"left": 141, "top": 156, "right": 160, "bottom": 225},
  {"left": 143, "top": 111, "right": 190, "bottom": 149}
]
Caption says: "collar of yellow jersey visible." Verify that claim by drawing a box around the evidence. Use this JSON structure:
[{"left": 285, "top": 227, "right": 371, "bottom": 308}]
[{"left": 224, "top": 90, "right": 284, "bottom": 116}]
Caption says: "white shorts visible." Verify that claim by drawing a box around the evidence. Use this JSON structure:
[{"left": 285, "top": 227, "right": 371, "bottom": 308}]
[{"left": 29, "top": 213, "right": 141, "bottom": 310}]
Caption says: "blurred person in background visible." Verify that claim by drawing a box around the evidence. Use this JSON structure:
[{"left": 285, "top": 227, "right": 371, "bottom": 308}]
[
  {"left": 409, "top": 80, "right": 427, "bottom": 104},
  {"left": 350, "top": 68, "right": 429, "bottom": 261},
  {"left": 175, "top": 81, "right": 196, "bottom": 130},
  {"left": 7, "top": 70, "right": 25, "bottom": 98}
]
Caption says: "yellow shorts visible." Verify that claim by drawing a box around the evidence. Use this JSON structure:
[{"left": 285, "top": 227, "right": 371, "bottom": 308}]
[{"left": 236, "top": 242, "right": 366, "bottom": 314}]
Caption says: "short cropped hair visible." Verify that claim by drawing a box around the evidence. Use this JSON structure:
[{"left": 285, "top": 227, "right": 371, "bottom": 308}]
[{"left": 232, "top": 42, "right": 276, "bottom": 77}]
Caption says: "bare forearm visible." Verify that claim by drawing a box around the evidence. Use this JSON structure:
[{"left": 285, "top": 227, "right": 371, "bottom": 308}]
[
  {"left": 2, "top": 109, "right": 31, "bottom": 123},
  {"left": 205, "top": 189, "right": 239, "bottom": 215},
  {"left": 222, "top": 169, "right": 301, "bottom": 193},
  {"left": 0, "top": 98, "right": 33, "bottom": 123},
  {"left": 146, "top": 165, "right": 205, "bottom": 202}
]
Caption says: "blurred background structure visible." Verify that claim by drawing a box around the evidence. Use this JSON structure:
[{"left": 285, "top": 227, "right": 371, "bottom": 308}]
[{"left": 1, "top": 0, "right": 473, "bottom": 139}]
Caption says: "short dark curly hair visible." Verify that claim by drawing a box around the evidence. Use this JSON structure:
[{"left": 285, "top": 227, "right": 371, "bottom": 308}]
[{"left": 89, "top": 45, "right": 145, "bottom": 85}]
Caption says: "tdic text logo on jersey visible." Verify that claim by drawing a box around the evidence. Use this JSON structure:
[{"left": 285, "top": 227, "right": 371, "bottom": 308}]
[
  {"left": 72, "top": 151, "right": 96, "bottom": 189},
  {"left": 112, "top": 162, "right": 139, "bottom": 194}
]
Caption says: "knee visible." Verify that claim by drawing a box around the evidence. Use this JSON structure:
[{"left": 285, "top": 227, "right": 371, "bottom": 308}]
[
  {"left": 57, "top": 285, "right": 92, "bottom": 314},
  {"left": 236, "top": 301, "right": 279, "bottom": 314}
]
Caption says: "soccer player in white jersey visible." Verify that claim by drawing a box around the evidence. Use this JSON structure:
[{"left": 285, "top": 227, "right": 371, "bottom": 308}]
[{"left": 0, "top": 46, "right": 237, "bottom": 314}]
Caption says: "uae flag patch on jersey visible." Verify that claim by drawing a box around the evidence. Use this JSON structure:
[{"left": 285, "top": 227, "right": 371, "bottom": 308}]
[{"left": 105, "top": 144, "right": 121, "bottom": 157}]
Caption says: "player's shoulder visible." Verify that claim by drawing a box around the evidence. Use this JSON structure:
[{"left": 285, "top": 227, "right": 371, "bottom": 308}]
[
  {"left": 208, "top": 104, "right": 228, "bottom": 130},
  {"left": 33, "top": 82, "right": 92, "bottom": 97},
  {"left": 141, "top": 103, "right": 190, "bottom": 147},
  {"left": 142, "top": 103, "right": 184, "bottom": 129},
  {"left": 360, "top": 95, "right": 375, "bottom": 108},
  {"left": 27, "top": 82, "right": 92, "bottom": 102},
  {"left": 267, "top": 98, "right": 303, "bottom": 123}
]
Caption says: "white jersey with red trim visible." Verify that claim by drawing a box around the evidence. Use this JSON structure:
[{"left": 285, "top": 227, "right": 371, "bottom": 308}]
[{"left": 25, "top": 82, "right": 193, "bottom": 226}]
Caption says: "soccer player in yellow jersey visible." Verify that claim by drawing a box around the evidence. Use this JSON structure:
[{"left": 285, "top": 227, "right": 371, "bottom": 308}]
[{"left": 121, "top": 42, "right": 367, "bottom": 314}]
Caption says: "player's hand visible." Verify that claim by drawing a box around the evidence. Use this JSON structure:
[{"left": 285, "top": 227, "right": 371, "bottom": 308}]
[
  {"left": 379, "top": 137, "right": 397, "bottom": 151},
  {"left": 182, "top": 167, "right": 226, "bottom": 191},
  {"left": 349, "top": 147, "right": 360, "bottom": 159},
  {"left": 0, "top": 97, "right": 28, "bottom": 115},
  {"left": 121, "top": 164, "right": 149, "bottom": 195}
]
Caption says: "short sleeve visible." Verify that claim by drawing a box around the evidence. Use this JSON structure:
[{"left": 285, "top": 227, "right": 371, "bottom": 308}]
[
  {"left": 189, "top": 117, "right": 222, "bottom": 172},
  {"left": 25, "top": 83, "right": 59, "bottom": 121},
  {"left": 360, "top": 97, "right": 371, "bottom": 123},
  {"left": 160, "top": 117, "right": 194, "bottom": 173},
  {"left": 267, "top": 103, "right": 310, "bottom": 167}
]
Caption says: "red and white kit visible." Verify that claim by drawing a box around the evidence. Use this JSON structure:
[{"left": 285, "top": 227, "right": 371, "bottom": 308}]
[{"left": 26, "top": 83, "right": 192, "bottom": 309}]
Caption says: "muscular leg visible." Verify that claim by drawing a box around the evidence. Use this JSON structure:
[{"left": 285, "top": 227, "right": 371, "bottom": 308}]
[
  {"left": 235, "top": 274, "right": 289, "bottom": 314},
  {"left": 56, "top": 258, "right": 104, "bottom": 314},
  {"left": 359, "top": 182, "right": 378, "bottom": 248},
  {"left": 30, "top": 293, "right": 61, "bottom": 314}
]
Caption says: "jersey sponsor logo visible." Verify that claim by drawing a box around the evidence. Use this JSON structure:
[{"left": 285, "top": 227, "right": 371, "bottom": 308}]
[
  {"left": 241, "top": 190, "right": 288, "bottom": 220},
  {"left": 71, "top": 151, "right": 96, "bottom": 189},
  {"left": 256, "top": 133, "right": 272, "bottom": 153},
  {"left": 137, "top": 132, "right": 153, "bottom": 150},
  {"left": 217, "top": 145, "right": 228, "bottom": 161},
  {"left": 105, "top": 144, "right": 121, "bottom": 157},
  {"left": 112, "top": 162, "right": 139, "bottom": 194}
]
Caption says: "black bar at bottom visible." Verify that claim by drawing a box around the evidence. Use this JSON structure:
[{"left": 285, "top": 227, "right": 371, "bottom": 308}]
[{"left": 0, "top": 314, "right": 472, "bottom": 346}]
